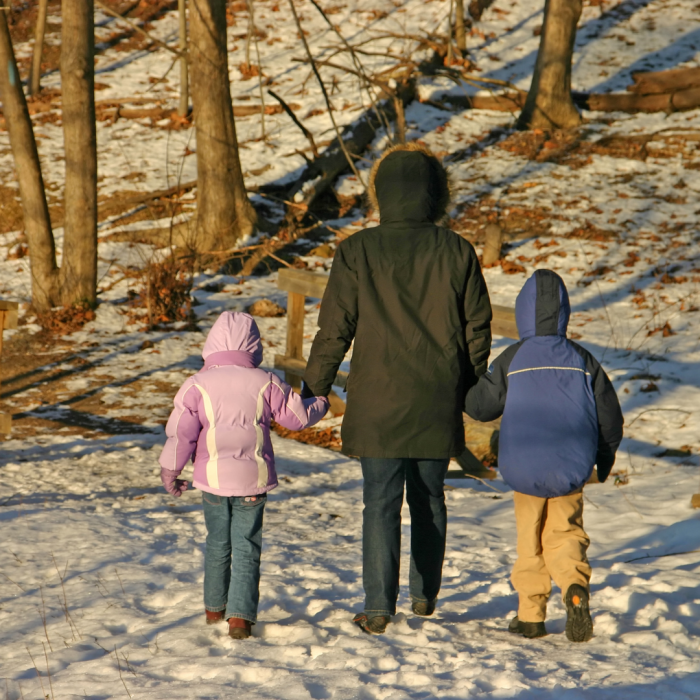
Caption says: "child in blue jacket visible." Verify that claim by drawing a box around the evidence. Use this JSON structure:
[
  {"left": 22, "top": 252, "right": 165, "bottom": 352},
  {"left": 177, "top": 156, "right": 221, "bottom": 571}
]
[{"left": 465, "top": 269, "right": 623, "bottom": 642}]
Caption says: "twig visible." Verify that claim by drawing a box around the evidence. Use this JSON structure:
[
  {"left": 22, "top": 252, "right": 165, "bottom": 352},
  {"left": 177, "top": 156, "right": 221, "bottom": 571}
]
[
  {"left": 287, "top": 0, "right": 364, "bottom": 184},
  {"left": 52, "top": 553, "right": 82, "bottom": 640},
  {"left": 39, "top": 586, "right": 54, "bottom": 652},
  {"left": 95, "top": 0, "right": 183, "bottom": 57},
  {"left": 268, "top": 89, "right": 319, "bottom": 157},
  {"left": 307, "top": 0, "right": 392, "bottom": 137},
  {"left": 114, "top": 645, "right": 132, "bottom": 699},
  {"left": 114, "top": 568, "right": 126, "bottom": 595},
  {"left": 626, "top": 407, "right": 693, "bottom": 428},
  {"left": 0, "top": 570, "right": 25, "bottom": 592},
  {"left": 248, "top": 0, "right": 266, "bottom": 139},
  {"left": 461, "top": 473, "right": 505, "bottom": 493},
  {"left": 26, "top": 647, "right": 47, "bottom": 700},
  {"left": 267, "top": 251, "right": 293, "bottom": 268},
  {"left": 624, "top": 548, "right": 700, "bottom": 564},
  {"left": 42, "top": 642, "right": 55, "bottom": 700}
]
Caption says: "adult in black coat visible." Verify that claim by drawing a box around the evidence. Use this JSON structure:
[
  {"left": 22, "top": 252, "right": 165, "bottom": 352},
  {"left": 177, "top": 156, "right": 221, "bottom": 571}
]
[{"left": 304, "top": 143, "right": 493, "bottom": 633}]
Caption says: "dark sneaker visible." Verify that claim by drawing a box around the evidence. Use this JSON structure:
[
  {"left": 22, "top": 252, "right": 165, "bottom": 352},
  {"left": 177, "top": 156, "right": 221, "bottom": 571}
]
[
  {"left": 353, "top": 613, "right": 390, "bottom": 635},
  {"left": 508, "top": 615, "right": 547, "bottom": 639},
  {"left": 565, "top": 584, "right": 593, "bottom": 642},
  {"left": 227, "top": 617, "right": 252, "bottom": 639},
  {"left": 205, "top": 610, "right": 225, "bottom": 625},
  {"left": 412, "top": 599, "right": 436, "bottom": 617}
]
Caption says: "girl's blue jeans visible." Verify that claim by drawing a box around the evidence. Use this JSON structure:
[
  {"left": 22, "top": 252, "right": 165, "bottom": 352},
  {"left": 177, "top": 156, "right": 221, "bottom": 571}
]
[{"left": 201, "top": 492, "right": 266, "bottom": 623}]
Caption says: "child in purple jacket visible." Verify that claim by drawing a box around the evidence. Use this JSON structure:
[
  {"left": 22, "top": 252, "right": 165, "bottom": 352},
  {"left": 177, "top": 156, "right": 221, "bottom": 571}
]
[{"left": 159, "top": 311, "right": 329, "bottom": 639}]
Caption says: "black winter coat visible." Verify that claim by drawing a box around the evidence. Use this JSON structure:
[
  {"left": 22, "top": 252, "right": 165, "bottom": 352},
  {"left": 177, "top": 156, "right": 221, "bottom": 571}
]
[{"left": 304, "top": 149, "right": 493, "bottom": 458}]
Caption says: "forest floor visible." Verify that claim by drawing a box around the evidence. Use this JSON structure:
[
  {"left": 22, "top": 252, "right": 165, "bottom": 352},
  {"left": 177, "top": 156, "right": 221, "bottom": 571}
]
[{"left": 1, "top": 0, "right": 700, "bottom": 698}]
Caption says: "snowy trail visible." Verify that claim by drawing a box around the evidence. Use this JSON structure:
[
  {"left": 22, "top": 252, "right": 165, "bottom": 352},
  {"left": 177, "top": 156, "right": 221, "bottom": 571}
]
[{"left": 2, "top": 434, "right": 699, "bottom": 699}]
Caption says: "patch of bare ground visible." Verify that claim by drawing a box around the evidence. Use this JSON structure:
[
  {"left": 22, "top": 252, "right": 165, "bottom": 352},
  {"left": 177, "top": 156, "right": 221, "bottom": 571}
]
[
  {"left": 0, "top": 328, "right": 180, "bottom": 440},
  {"left": 452, "top": 197, "right": 560, "bottom": 240},
  {"left": 496, "top": 127, "right": 700, "bottom": 168},
  {"left": 271, "top": 422, "right": 343, "bottom": 452}
]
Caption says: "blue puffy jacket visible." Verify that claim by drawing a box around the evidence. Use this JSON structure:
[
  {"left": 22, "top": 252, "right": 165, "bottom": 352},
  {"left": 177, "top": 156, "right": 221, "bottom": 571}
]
[{"left": 464, "top": 269, "right": 623, "bottom": 498}]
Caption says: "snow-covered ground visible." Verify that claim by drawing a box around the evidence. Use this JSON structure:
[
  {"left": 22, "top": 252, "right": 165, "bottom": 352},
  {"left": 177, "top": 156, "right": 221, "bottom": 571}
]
[{"left": 1, "top": 0, "right": 700, "bottom": 697}]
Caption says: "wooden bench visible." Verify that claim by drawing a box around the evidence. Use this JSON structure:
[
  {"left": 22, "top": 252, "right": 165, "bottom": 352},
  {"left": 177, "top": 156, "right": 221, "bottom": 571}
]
[{"left": 0, "top": 300, "right": 19, "bottom": 434}]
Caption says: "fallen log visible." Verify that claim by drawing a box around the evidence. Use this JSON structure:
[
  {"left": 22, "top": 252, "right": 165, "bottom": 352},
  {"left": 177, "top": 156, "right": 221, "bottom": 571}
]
[
  {"left": 629, "top": 66, "right": 700, "bottom": 95},
  {"left": 575, "top": 86, "right": 700, "bottom": 114}
]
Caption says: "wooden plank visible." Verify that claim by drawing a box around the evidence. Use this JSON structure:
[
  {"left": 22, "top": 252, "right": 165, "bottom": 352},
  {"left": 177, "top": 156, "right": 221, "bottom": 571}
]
[
  {"left": 492, "top": 304, "right": 518, "bottom": 339},
  {"left": 274, "top": 354, "right": 349, "bottom": 390},
  {"left": 277, "top": 268, "right": 329, "bottom": 299},
  {"left": 0, "top": 304, "right": 18, "bottom": 330}
]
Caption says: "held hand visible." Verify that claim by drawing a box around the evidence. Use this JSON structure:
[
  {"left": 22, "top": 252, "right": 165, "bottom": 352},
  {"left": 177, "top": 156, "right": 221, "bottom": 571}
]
[
  {"left": 301, "top": 381, "right": 316, "bottom": 399},
  {"left": 161, "top": 467, "right": 189, "bottom": 498}
]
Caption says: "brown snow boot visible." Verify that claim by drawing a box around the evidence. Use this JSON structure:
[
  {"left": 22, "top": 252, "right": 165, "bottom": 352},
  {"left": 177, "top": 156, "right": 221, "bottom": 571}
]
[
  {"left": 205, "top": 610, "right": 225, "bottom": 625},
  {"left": 228, "top": 617, "right": 252, "bottom": 639}
]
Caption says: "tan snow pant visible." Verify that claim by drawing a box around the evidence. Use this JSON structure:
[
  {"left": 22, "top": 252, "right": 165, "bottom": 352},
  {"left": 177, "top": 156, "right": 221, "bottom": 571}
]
[{"left": 511, "top": 489, "right": 591, "bottom": 623}]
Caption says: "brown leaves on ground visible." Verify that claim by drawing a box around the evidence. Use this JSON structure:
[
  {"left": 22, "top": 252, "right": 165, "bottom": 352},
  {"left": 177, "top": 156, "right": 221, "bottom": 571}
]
[
  {"left": 271, "top": 422, "right": 342, "bottom": 451},
  {"left": 247, "top": 299, "right": 286, "bottom": 317},
  {"left": 38, "top": 302, "right": 96, "bottom": 335},
  {"left": 647, "top": 321, "right": 675, "bottom": 337}
]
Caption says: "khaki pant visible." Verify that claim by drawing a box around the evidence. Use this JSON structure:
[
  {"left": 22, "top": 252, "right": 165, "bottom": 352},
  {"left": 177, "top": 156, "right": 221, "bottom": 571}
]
[{"left": 511, "top": 489, "right": 591, "bottom": 623}]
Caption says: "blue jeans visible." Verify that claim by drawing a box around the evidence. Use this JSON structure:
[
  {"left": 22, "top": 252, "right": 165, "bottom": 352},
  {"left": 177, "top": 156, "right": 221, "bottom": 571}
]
[
  {"left": 360, "top": 458, "right": 449, "bottom": 617},
  {"left": 202, "top": 492, "right": 267, "bottom": 623}
]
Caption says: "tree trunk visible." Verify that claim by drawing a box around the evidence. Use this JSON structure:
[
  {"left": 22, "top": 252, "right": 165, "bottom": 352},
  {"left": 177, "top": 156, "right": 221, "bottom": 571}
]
[
  {"left": 28, "top": 0, "right": 49, "bottom": 96},
  {"left": 517, "top": 0, "right": 582, "bottom": 131},
  {"left": 0, "top": 2, "right": 58, "bottom": 311},
  {"left": 178, "top": 0, "right": 189, "bottom": 117},
  {"left": 60, "top": 0, "right": 98, "bottom": 306},
  {"left": 455, "top": 0, "right": 467, "bottom": 55},
  {"left": 190, "top": 0, "right": 256, "bottom": 252}
]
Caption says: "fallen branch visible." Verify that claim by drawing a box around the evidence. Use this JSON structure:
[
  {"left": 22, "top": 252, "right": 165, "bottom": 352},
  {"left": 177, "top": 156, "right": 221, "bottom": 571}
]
[{"left": 629, "top": 66, "right": 700, "bottom": 95}]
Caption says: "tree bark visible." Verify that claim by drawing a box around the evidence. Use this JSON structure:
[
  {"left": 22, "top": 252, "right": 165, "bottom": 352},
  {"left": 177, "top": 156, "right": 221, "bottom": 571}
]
[
  {"left": 517, "top": 0, "right": 582, "bottom": 131},
  {"left": 0, "top": 3, "right": 58, "bottom": 311},
  {"left": 60, "top": 0, "right": 98, "bottom": 306},
  {"left": 177, "top": 0, "right": 189, "bottom": 117},
  {"left": 28, "top": 0, "right": 49, "bottom": 96},
  {"left": 455, "top": 0, "right": 467, "bottom": 55},
  {"left": 190, "top": 0, "right": 256, "bottom": 252}
]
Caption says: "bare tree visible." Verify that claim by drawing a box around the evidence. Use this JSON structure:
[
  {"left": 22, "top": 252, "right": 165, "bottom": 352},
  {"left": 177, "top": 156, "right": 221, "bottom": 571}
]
[
  {"left": 518, "top": 0, "right": 582, "bottom": 130},
  {"left": 28, "top": 0, "right": 49, "bottom": 96},
  {"left": 0, "top": 2, "right": 56, "bottom": 310},
  {"left": 455, "top": 0, "right": 467, "bottom": 56},
  {"left": 189, "top": 0, "right": 256, "bottom": 252},
  {"left": 0, "top": 0, "right": 97, "bottom": 311},
  {"left": 60, "top": 0, "right": 98, "bottom": 305},
  {"left": 178, "top": 0, "right": 189, "bottom": 117}
]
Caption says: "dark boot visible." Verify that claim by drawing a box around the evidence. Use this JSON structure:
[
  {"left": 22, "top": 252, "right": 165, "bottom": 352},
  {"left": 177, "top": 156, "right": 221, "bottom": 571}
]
[
  {"left": 508, "top": 615, "right": 547, "bottom": 639},
  {"left": 565, "top": 584, "right": 593, "bottom": 642},
  {"left": 353, "top": 613, "right": 390, "bottom": 635},
  {"left": 412, "top": 599, "right": 436, "bottom": 617},
  {"left": 228, "top": 617, "right": 252, "bottom": 640},
  {"left": 205, "top": 610, "right": 225, "bottom": 625}
]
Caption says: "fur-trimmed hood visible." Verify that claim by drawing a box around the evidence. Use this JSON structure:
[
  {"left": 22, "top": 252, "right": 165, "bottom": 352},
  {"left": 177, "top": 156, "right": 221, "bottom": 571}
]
[{"left": 368, "top": 143, "right": 451, "bottom": 224}]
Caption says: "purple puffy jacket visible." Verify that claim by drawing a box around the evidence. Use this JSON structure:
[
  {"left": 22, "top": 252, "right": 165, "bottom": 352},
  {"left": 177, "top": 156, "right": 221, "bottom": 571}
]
[{"left": 159, "top": 311, "right": 329, "bottom": 496}]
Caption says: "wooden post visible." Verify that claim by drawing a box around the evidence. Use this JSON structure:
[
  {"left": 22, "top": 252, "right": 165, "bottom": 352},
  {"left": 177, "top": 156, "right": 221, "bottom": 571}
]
[
  {"left": 28, "top": 0, "right": 49, "bottom": 96},
  {"left": 0, "top": 300, "right": 19, "bottom": 435},
  {"left": 285, "top": 292, "right": 305, "bottom": 390},
  {"left": 482, "top": 223, "right": 503, "bottom": 266}
]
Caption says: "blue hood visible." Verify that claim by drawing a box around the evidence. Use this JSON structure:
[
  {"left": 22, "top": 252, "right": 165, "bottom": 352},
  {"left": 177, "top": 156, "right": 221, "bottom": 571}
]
[{"left": 515, "top": 270, "right": 570, "bottom": 339}]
